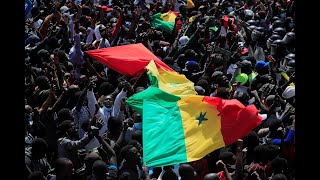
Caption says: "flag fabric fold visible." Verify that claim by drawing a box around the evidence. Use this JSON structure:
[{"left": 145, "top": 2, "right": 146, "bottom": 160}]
[
  {"left": 85, "top": 43, "right": 173, "bottom": 76},
  {"left": 125, "top": 86, "right": 181, "bottom": 115},
  {"left": 146, "top": 60, "right": 197, "bottom": 99},
  {"left": 133, "top": 89, "right": 262, "bottom": 167},
  {"left": 151, "top": 11, "right": 181, "bottom": 34}
]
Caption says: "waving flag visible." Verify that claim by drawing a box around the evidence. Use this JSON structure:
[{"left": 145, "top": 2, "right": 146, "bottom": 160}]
[
  {"left": 146, "top": 60, "right": 197, "bottom": 99},
  {"left": 126, "top": 88, "right": 262, "bottom": 167},
  {"left": 86, "top": 43, "right": 173, "bottom": 76},
  {"left": 151, "top": 11, "right": 181, "bottom": 34}
]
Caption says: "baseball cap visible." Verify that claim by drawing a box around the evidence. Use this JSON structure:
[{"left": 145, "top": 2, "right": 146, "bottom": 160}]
[
  {"left": 282, "top": 86, "right": 295, "bottom": 99},
  {"left": 236, "top": 73, "right": 248, "bottom": 86},
  {"left": 60, "top": 6, "right": 70, "bottom": 14},
  {"left": 101, "top": 5, "right": 113, "bottom": 12},
  {"left": 195, "top": 86, "right": 205, "bottom": 95},
  {"left": 255, "top": 60, "right": 269, "bottom": 71},
  {"left": 179, "top": 36, "right": 190, "bottom": 46}
]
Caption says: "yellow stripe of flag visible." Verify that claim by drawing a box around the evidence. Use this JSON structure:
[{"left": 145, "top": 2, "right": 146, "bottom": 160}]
[{"left": 178, "top": 96, "right": 225, "bottom": 162}]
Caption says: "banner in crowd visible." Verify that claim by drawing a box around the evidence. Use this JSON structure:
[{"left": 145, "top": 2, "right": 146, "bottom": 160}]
[
  {"left": 146, "top": 60, "right": 197, "bottom": 99},
  {"left": 86, "top": 43, "right": 173, "bottom": 76},
  {"left": 151, "top": 10, "right": 181, "bottom": 34},
  {"left": 127, "top": 87, "right": 262, "bottom": 167}
]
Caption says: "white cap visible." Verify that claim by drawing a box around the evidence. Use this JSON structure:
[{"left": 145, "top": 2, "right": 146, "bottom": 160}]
[
  {"left": 179, "top": 36, "right": 190, "bottom": 46},
  {"left": 282, "top": 86, "right": 295, "bottom": 99},
  {"left": 60, "top": 6, "right": 70, "bottom": 14}
]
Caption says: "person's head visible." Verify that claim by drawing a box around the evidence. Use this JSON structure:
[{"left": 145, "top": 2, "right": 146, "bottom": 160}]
[
  {"left": 99, "top": 82, "right": 114, "bottom": 96},
  {"left": 185, "top": 61, "right": 199, "bottom": 72},
  {"left": 253, "top": 145, "right": 270, "bottom": 165},
  {"left": 120, "top": 145, "right": 141, "bottom": 166},
  {"left": 107, "top": 117, "right": 123, "bottom": 135},
  {"left": 216, "top": 75, "right": 230, "bottom": 88},
  {"left": 124, "top": 118, "right": 134, "bottom": 128},
  {"left": 196, "top": 79, "right": 209, "bottom": 90},
  {"left": 163, "top": 57, "right": 174, "bottom": 66},
  {"left": 132, "top": 112, "right": 142, "bottom": 123},
  {"left": 31, "top": 138, "right": 48, "bottom": 159},
  {"left": 218, "top": 151, "right": 236, "bottom": 172},
  {"left": 54, "top": 50, "right": 68, "bottom": 64},
  {"left": 271, "top": 158, "right": 288, "bottom": 175},
  {"left": 57, "top": 108, "right": 74, "bottom": 125},
  {"left": 211, "top": 71, "right": 223, "bottom": 84},
  {"left": 178, "top": 164, "right": 196, "bottom": 180},
  {"left": 103, "top": 95, "right": 114, "bottom": 108},
  {"left": 255, "top": 60, "right": 269, "bottom": 75},
  {"left": 282, "top": 86, "right": 295, "bottom": 106},
  {"left": 35, "top": 76, "right": 50, "bottom": 90},
  {"left": 84, "top": 152, "right": 102, "bottom": 175},
  {"left": 216, "top": 87, "right": 231, "bottom": 99},
  {"left": 233, "top": 91, "right": 249, "bottom": 105},
  {"left": 119, "top": 172, "right": 132, "bottom": 180},
  {"left": 195, "top": 86, "right": 206, "bottom": 95},
  {"left": 243, "top": 131, "right": 259, "bottom": 150},
  {"left": 204, "top": 173, "right": 220, "bottom": 180},
  {"left": 268, "top": 119, "right": 285, "bottom": 139},
  {"left": 236, "top": 73, "right": 249, "bottom": 87},
  {"left": 162, "top": 169, "right": 179, "bottom": 180},
  {"left": 55, "top": 158, "right": 74, "bottom": 178},
  {"left": 128, "top": 140, "right": 142, "bottom": 153},
  {"left": 27, "top": 171, "right": 46, "bottom": 180},
  {"left": 241, "top": 60, "right": 253, "bottom": 74},
  {"left": 37, "top": 49, "right": 50, "bottom": 63},
  {"left": 92, "top": 160, "right": 107, "bottom": 180},
  {"left": 132, "top": 130, "right": 142, "bottom": 145},
  {"left": 184, "top": 49, "right": 197, "bottom": 61},
  {"left": 58, "top": 120, "right": 78, "bottom": 139},
  {"left": 272, "top": 173, "right": 288, "bottom": 180}
]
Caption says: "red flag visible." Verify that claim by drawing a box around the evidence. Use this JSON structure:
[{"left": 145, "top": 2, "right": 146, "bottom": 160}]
[{"left": 86, "top": 43, "right": 173, "bottom": 76}]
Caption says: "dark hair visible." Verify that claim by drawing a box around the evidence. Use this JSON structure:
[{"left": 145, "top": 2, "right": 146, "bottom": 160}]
[
  {"left": 120, "top": 145, "right": 134, "bottom": 161},
  {"left": 27, "top": 171, "right": 44, "bottom": 180},
  {"left": 162, "top": 169, "right": 179, "bottom": 180},
  {"left": 184, "top": 49, "right": 196, "bottom": 61},
  {"left": 132, "top": 130, "right": 142, "bottom": 145},
  {"left": 178, "top": 163, "right": 195, "bottom": 178},
  {"left": 31, "top": 138, "right": 48, "bottom": 156},
  {"left": 271, "top": 158, "right": 288, "bottom": 175},
  {"left": 253, "top": 145, "right": 270, "bottom": 164},
  {"left": 99, "top": 82, "right": 114, "bottom": 96},
  {"left": 55, "top": 158, "right": 72, "bottom": 173},
  {"left": 57, "top": 108, "right": 73, "bottom": 125},
  {"left": 216, "top": 87, "right": 230, "bottom": 99},
  {"left": 243, "top": 131, "right": 259, "bottom": 150}
]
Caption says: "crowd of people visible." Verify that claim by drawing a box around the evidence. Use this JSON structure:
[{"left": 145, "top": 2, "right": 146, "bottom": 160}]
[{"left": 25, "top": 0, "right": 295, "bottom": 179}]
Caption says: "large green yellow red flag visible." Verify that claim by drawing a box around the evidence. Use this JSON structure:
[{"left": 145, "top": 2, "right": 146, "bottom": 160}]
[
  {"left": 128, "top": 88, "right": 262, "bottom": 167},
  {"left": 146, "top": 60, "right": 197, "bottom": 99}
]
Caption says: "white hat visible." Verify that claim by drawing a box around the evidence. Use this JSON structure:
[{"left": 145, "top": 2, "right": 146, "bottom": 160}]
[
  {"left": 282, "top": 86, "right": 295, "bottom": 99},
  {"left": 60, "top": 6, "right": 70, "bottom": 14},
  {"left": 179, "top": 36, "right": 190, "bottom": 46},
  {"left": 195, "top": 86, "right": 205, "bottom": 95}
]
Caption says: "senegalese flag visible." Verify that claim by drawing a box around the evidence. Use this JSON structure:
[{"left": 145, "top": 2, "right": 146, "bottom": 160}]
[
  {"left": 136, "top": 89, "right": 262, "bottom": 167},
  {"left": 151, "top": 10, "right": 181, "bottom": 34},
  {"left": 86, "top": 43, "right": 173, "bottom": 76},
  {"left": 146, "top": 60, "right": 197, "bottom": 99}
]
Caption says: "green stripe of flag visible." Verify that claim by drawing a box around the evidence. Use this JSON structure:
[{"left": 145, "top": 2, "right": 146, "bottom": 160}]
[
  {"left": 151, "top": 13, "right": 175, "bottom": 34},
  {"left": 142, "top": 99, "right": 187, "bottom": 167}
]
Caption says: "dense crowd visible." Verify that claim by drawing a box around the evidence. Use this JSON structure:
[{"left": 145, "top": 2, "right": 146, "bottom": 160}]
[{"left": 25, "top": 0, "right": 295, "bottom": 179}]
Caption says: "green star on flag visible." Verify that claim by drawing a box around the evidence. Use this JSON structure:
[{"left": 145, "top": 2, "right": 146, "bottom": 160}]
[{"left": 196, "top": 112, "right": 208, "bottom": 126}]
